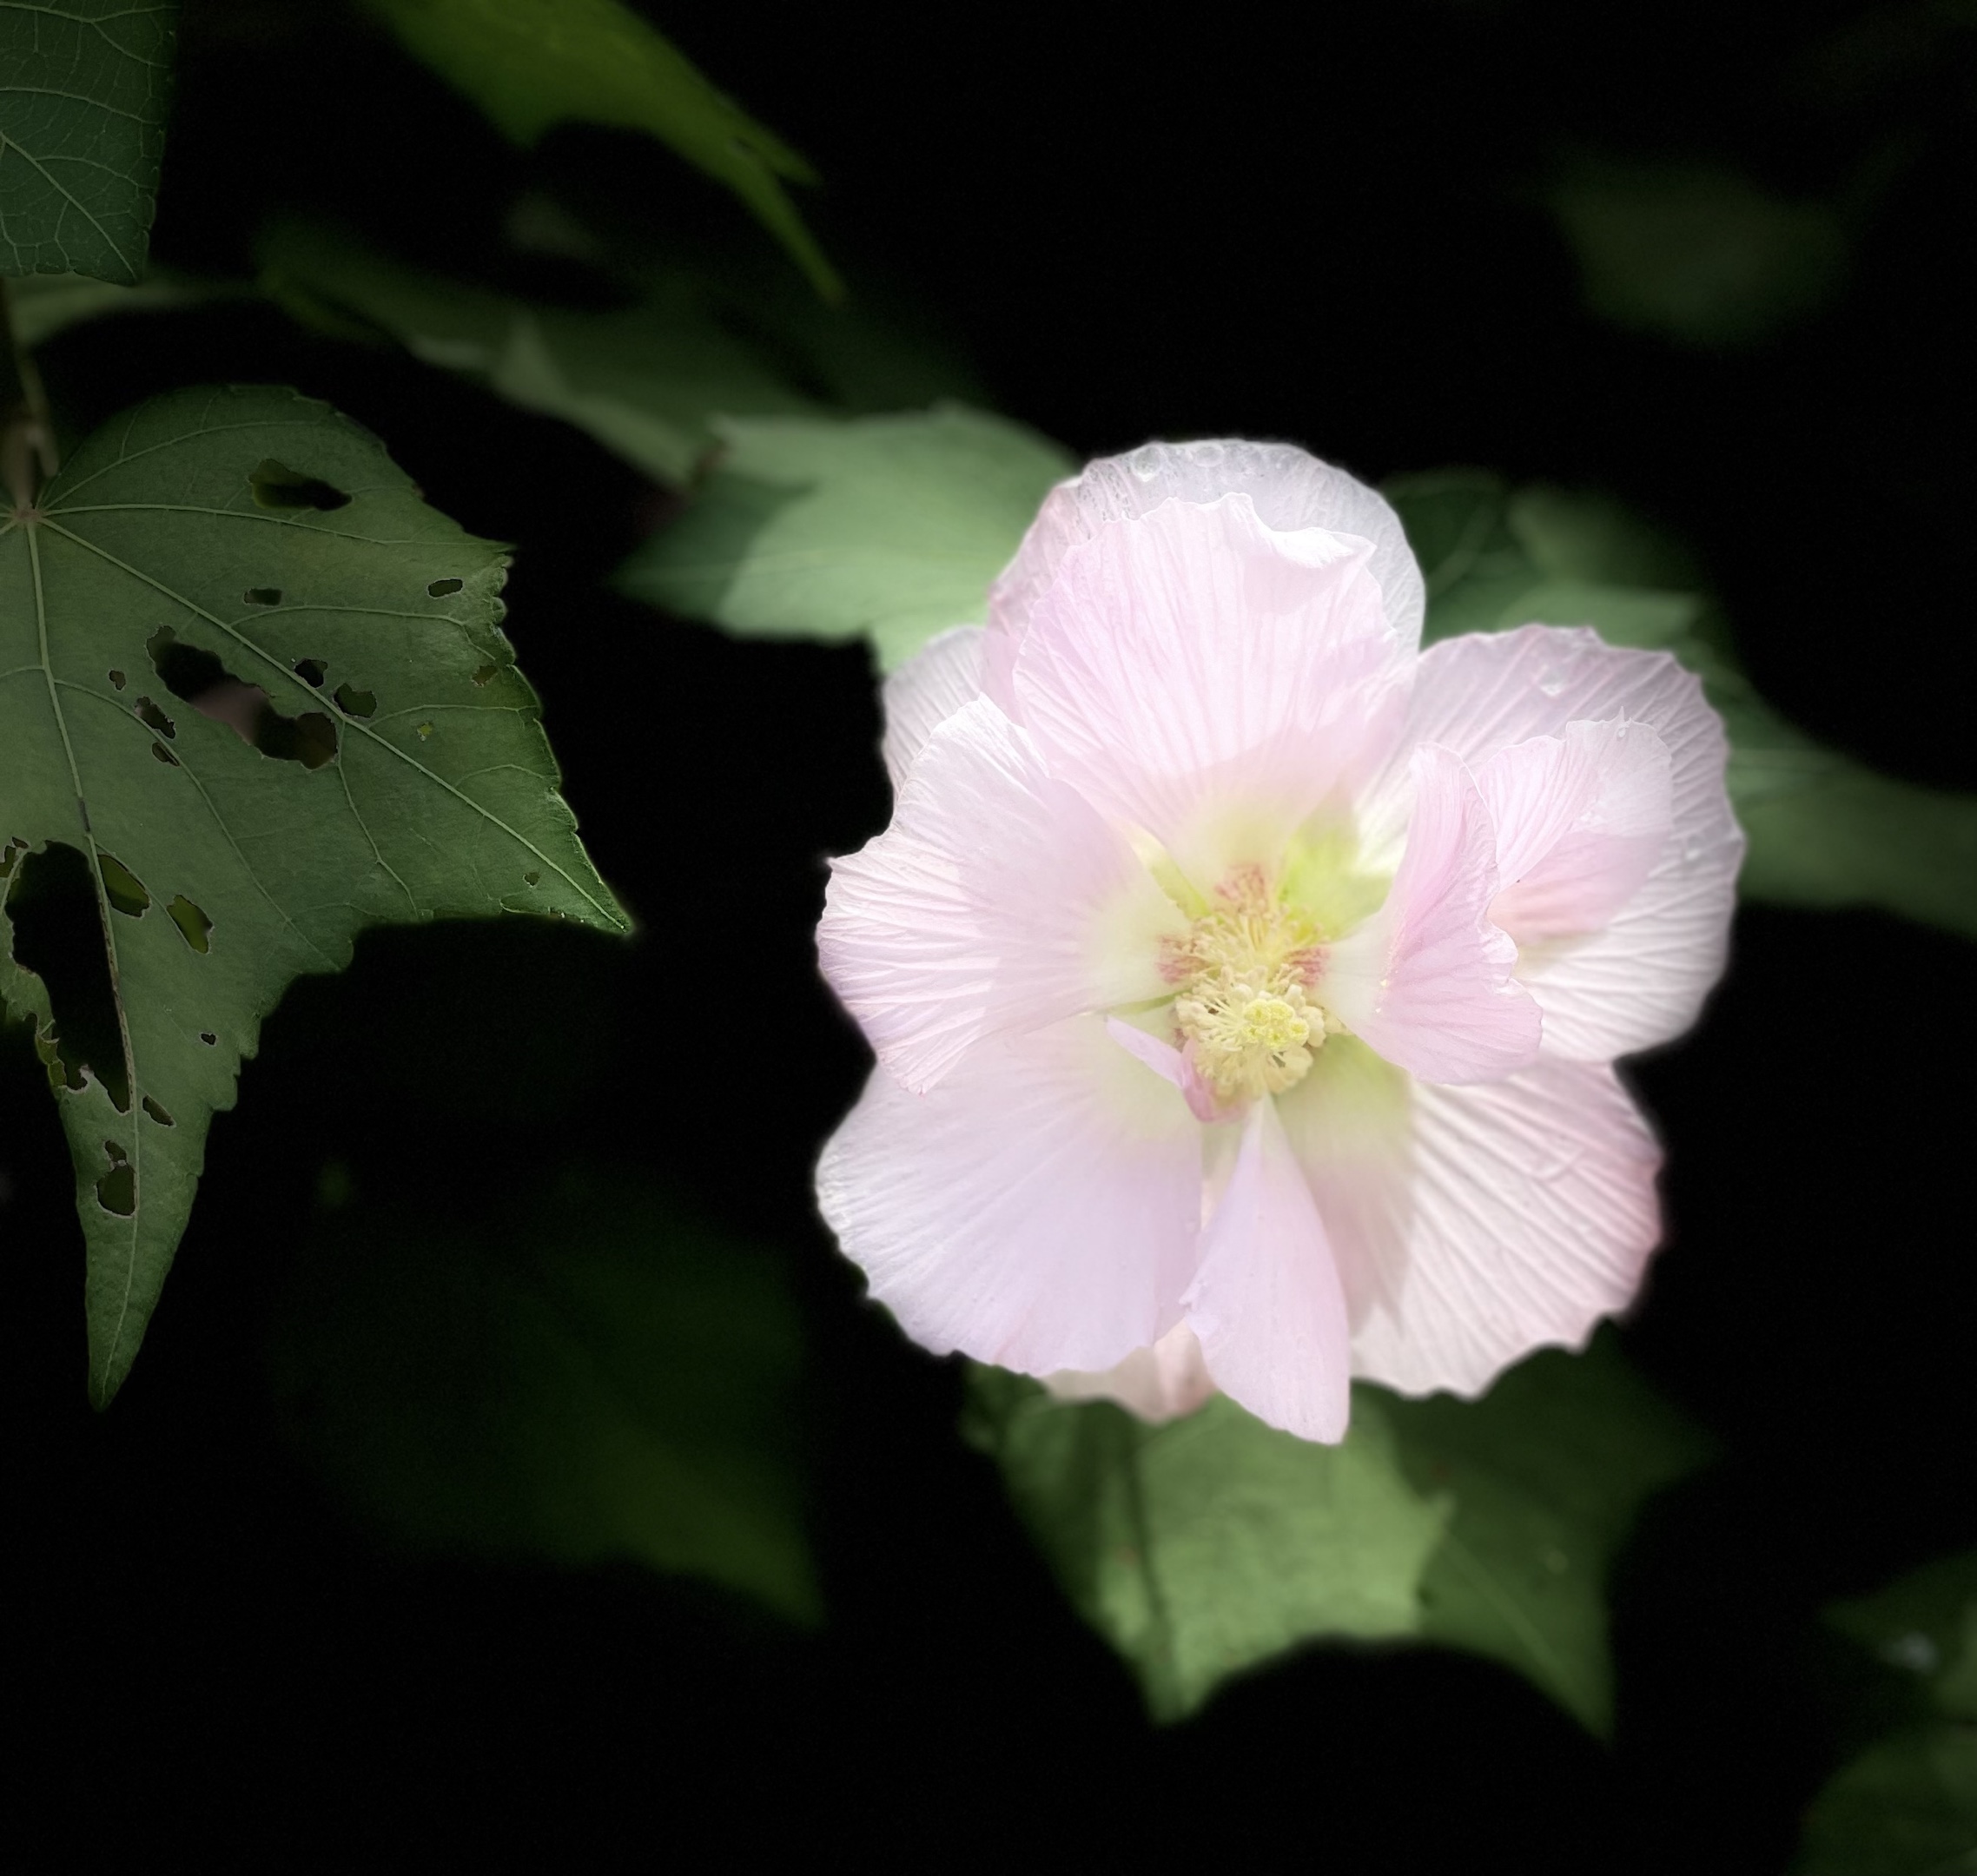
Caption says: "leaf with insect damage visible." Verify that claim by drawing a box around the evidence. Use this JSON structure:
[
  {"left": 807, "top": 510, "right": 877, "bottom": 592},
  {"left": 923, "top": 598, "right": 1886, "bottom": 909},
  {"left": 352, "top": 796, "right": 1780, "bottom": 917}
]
[{"left": 0, "top": 384, "right": 625, "bottom": 1403}]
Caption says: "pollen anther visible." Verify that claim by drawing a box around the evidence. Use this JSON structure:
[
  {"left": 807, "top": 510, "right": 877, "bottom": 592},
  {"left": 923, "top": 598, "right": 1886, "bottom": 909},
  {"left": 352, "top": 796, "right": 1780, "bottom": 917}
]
[{"left": 1168, "top": 869, "right": 1330, "bottom": 1103}]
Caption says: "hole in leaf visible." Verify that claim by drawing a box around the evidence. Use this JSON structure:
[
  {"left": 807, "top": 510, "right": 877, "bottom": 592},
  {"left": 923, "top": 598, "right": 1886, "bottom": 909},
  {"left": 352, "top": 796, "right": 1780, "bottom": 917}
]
[
  {"left": 5, "top": 842, "right": 129, "bottom": 1110},
  {"left": 245, "top": 588, "right": 282, "bottom": 605},
  {"left": 0, "top": 836, "right": 27, "bottom": 880},
  {"left": 524, "top": 870, "right": 540, "bottom": 887},
  {"left": 194, "top": 682, "right": 272, "bottom": 743},
  {"left": 199, "top": 1031, "right": 216, "bottom": 1047},
  {"left": 135, "top": 696, "right": 175, "bottom": 740},
  {"left": 294, "top": 658, "right": 327, "bottom": 687},
  {"left": 249, "top": 459, "right": 350, "bottom": 512},
  {"left": 427, "top": 577, "right": 463, "bottom": 598},
  {"left": 168, "top": 895, "right": 213, "bottom": 955},
  {"left": 151, "top": 743, "right": 179, "bottom": 768},
  {"left": 142, "top": 1096, "right": 174, "bottom": 1127},
  {"left": 96, "top": 1154, "right": 136, "bottom": 1217},
  {"left": 332, "top": 683, "right": 376, "bottom": 719},
  {"left": 109, "top": 670, "right": 126, "bottom": 690},
  {"left": 472, "top": 663, "right": 499, "bottom": 687},
  {"left": 148, "top": 627, "right": 340, "bottom": 770},
  {"left": 149, "top": 626, "right": 232, "bottom": 704},
  {"left": 98, "top": 854, "right": 150, "bottom": 918},
  {"left": 258, "top": 712, "right": 339, "bottom": 768}
]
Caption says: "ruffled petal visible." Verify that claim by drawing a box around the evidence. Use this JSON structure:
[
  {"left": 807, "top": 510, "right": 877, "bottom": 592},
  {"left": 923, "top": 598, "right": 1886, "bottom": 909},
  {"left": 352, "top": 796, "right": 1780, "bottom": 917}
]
[
  {"left": 1042, "top": 1320, "right": 1217, "bottom": 1424},
  {"left": 821, "top": 698, "right": 1187, "bottom": 1092},
  {"left": 817, "top": 1014, "right": 1204, "bottom": 1376},
  {"left": 882, "top": 625, "right": 986, "bottom": 791},
  {"left": 1277, "top": 1041, "right": 1663, "bottom": 1397},
  {"left": 988, "top": 438, "right": 1424, "bottom": 671},
  {"left": 1479, "top": 718, "right": 1673, "bottom": 938},
  {"left": 1181, "top": 1096, "right": 1352, "bottom": 1443},
  {"left": 1354, "top": 625, "right": 1742, "bottom": 1060},
  {"left": 1323, "top": 744, "right": 1543, "bottom": 1084},
  {"left": 1009, "top": 494, "right": 1409, "bottom": 882}
]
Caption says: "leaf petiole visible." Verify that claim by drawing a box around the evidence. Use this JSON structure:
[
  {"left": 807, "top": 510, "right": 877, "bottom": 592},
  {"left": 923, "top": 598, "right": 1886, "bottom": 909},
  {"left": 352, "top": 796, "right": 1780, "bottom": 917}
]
[{"left": 0, "top": 277, "right": 58, "bottom": 513}]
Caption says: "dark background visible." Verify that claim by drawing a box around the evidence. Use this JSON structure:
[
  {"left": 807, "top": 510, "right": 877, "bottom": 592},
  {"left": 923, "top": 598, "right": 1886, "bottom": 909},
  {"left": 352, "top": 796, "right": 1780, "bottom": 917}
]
[{"left": 4, "top": 1, "right": 1974, "bottom": 1867}]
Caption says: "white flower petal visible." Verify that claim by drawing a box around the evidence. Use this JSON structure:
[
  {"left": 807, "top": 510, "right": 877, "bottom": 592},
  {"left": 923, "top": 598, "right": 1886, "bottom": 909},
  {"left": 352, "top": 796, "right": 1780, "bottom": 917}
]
[
  {"left": 1043, "top": 1320, "right": 1217, "bottom": 1424},
  {"left": 1479, "top": 718, "right": 1674, "bottom": 939},
  {"left": 1009, "top": 494, "right": 1408, "bottom": 880},
  {"left": 1356, "top": 625, "right": 1742, "bottom": 1059},
  {"left": 1277, "top": 1041, "right": 1663, "bottom": 1397},
  {"left": 820, "top": 698, "right": 1187, "bottom": 1092},
  {"left": 989, "top": 437, "right": 1424, "bottom": 661},
  {"left": 1182, "top": 1096, "right": 1352, "bottom": 1443},
  {"left": 1324, "top": 744, "right": 1543, "bottom": 1084},
  {"left": 881, "top": 624, "right": 986, "bottom": 791},
  {"left": 817, "top": 1015, "right": 1203, "bottom": 1376}
]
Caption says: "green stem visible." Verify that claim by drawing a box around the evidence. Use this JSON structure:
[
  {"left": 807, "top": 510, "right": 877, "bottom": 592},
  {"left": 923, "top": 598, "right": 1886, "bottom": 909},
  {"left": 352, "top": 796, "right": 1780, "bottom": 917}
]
[{"left": 0, "top": 278, "right": 58, "bottom": 513}]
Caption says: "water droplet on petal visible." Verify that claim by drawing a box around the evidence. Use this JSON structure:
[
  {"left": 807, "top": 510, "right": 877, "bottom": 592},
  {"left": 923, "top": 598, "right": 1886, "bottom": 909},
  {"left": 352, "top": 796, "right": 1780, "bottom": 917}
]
[{"left": 1537, "top": 669, "right": 1566, "bottom": 697}]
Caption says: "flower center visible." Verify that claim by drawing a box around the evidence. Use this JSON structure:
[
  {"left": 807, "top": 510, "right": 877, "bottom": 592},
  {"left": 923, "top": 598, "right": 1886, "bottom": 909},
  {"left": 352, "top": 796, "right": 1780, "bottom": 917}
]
[{"left": 1167, "top": 866, "right": 1330, "bottom": 1105}]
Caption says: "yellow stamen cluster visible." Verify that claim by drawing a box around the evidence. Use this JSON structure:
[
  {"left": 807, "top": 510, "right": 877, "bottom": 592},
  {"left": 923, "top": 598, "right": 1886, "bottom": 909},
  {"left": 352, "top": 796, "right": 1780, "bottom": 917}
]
[{"left": 1168, "top": 868, "right": 1328, "bottom": 1104}]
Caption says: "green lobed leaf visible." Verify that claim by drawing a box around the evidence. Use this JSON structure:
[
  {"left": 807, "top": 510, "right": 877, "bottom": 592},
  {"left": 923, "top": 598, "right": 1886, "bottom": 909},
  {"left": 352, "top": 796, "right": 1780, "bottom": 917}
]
[
  {"left": 0, "top": 0, "right": 175, "bottom": 284},
  {"left": 0, "top": 384, "right": 625, "bottom": 1404},
  {"left": 963, "top": 1369, "right": 1446, "bottom": 1723},
  {"left": 1795, "top": 1552, "right": 1977, "bottom": 1874},
  {"left": 618, "top": 405, "right": 1075, "bottom": 670},
  {"left": 1382, "top": 1338, "right": 1711, "bottom": 1733},
  {"left": 360, "top": 0, "right": 839, "bottom": 299},
  {"left": 270, "top": 1166, "right": 819, "bottom": 1623},
  {"left": 965, "top": 1334, "right": 1707, "bottom": 1730},
  {"left": 1386, "top": 468, "right": 1977, "bottom": 941}
]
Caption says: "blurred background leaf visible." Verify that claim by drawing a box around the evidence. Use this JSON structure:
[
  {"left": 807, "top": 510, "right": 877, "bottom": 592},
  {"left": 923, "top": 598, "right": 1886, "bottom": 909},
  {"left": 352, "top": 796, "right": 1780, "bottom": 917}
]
[
  {"left": 359, "top": 0, "right": 839, "bottom": 298},
  {"left": 620, "top": 405, "right": 1074, "bottom": 669},
  {"left": 1795, "top": 1550, "right": 1977, "bottom": 1873},
  {"left": 260, "top": 216, "right": 813, "bottom": 487},
  {"left": 269, "top": 1163, "right": 819, "bottom": 1623},
  {"left": 1545, "top": 157, "right": 1851, "bottom": 349},
  {"left": 3, "top": 267, "right": 228, "bottom": 348},
  {"left": 253, "top": 215, "right": 975, "bottom": 488}
]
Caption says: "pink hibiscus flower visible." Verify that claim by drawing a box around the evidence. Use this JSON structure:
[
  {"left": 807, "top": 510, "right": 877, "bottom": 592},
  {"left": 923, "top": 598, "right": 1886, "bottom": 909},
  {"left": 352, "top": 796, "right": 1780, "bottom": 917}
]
[{"left": 817, "top": 441, "right": 1742, "bottom": 1443}]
